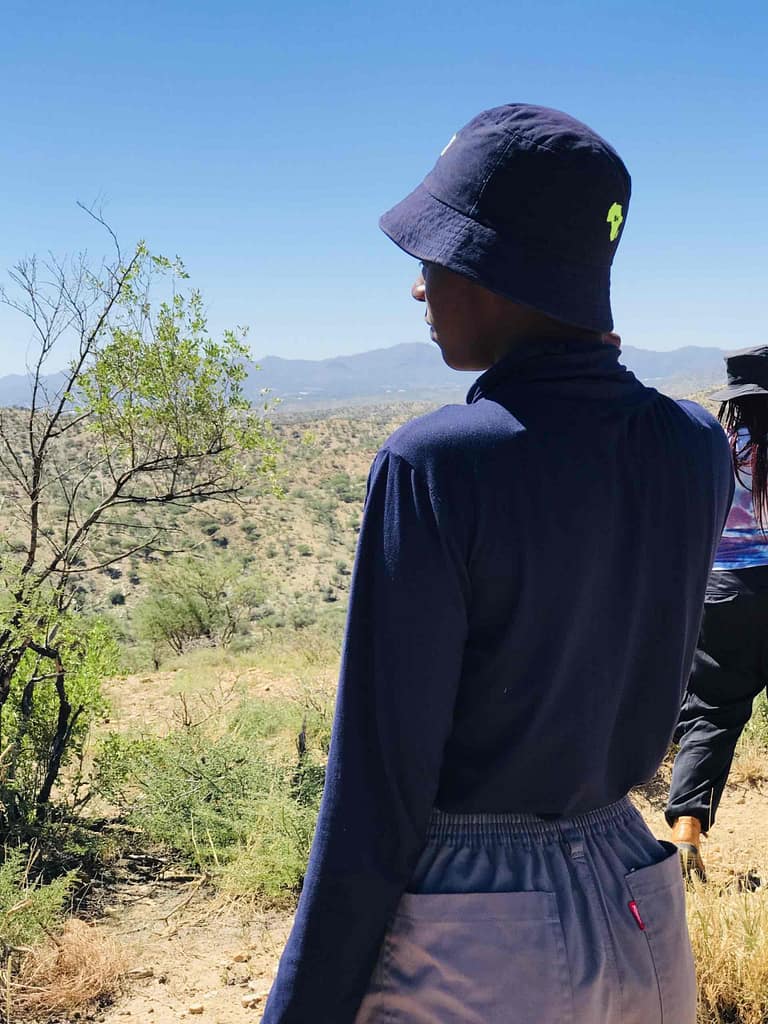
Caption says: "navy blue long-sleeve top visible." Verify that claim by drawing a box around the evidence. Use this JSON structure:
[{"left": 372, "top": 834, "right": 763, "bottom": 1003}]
[{"left": 263, "top": 339, "right": 734, "bottom": 1024}]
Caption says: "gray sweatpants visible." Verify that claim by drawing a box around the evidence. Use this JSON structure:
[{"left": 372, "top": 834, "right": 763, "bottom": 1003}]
[{"left": 355, "top": 798, "right": 696, "bottom": 1023}]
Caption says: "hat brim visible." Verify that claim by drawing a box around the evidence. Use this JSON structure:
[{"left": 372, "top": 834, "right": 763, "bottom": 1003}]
[
  {"left": 379, "top": 183, "right": 613, "bottom": 333},
  {"left": 709, "top": 382, "right": 768, "bottom": 401}
]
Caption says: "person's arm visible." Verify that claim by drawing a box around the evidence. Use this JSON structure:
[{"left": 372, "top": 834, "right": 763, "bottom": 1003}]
[{"left": 262, "top": 447, "right": 470, "bottom": 1024}]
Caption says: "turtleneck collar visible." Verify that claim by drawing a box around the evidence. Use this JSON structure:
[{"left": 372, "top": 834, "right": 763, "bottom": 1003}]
[{"left": 466, "top": 338, "right": 628, "bottom": 405}]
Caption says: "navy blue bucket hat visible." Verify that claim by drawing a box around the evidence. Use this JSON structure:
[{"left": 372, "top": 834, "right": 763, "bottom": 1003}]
[{"left": 380, "top": 104, "right": 631, "bottom": 333}]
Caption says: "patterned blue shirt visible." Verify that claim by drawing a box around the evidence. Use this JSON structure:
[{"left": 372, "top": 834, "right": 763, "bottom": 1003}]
[{"left": 713, "top": 428, "right": 768, "bottom": 570}]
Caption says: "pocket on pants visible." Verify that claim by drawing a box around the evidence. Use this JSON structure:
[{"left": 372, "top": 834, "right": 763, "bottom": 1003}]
[
  {"left": 625, "top": 842, "right": 697, "bottom": 1024},
  {"left": 355, "top": 891, "right": 573, "bottom": 1024}
]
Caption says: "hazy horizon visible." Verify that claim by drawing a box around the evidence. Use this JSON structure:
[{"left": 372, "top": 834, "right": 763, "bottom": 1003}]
[{"left": 0, "top": 336, "right": 736, "bottom": 384}]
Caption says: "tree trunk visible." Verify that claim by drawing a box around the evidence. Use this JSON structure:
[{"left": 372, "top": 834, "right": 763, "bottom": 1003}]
[{"left": 35, "top": 655, "right": 81, "bottom": 821}]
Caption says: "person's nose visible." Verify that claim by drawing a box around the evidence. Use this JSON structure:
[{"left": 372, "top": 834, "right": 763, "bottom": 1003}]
[{"left": 411, "top": 273, "right": 426, "bottom": 302}]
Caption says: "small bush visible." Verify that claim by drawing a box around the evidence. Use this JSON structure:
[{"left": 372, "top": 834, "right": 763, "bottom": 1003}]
[
  {"left": 242, "top": 521, "right": 261, "bottom": 540},
  {"left": 95, "top": 729, "right": 262, "bottom": 862},
  {"left": 290, "top": 605, "right": 317, "bottom": 629},
  {"left": 733, "top": 693, "right": 768, "bottom": 785},
  {"left": 1, "top": 619, "right": 115, "bottom": 829},
  {"left": 743, "top": 692, "right": 768, "bottom": 749},
  {"left": 93, "top": 695, "right": 327, "bottom": 905},
  {"left": 0, "top": 849, "right": 75, "bottom": 954},
  {"left": 108, "top": 590, "right": 125, "bottom": 606},
  {"left": 220, "top": 790, "right": 318, "bottom": 905}
]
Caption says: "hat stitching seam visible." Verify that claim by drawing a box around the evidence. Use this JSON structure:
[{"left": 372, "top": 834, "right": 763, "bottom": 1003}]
[
  {"left": 468, "top": 130, "right": 524, "bottom": 218},
  {"left": 465, "top": 122, "right": 629, "bottom": 180},
  {"left": 420, "top": 186, "right": 613, "bottom": 270},
  {"left": 503, "top": 125, "right": 630, "bottom": 181}
]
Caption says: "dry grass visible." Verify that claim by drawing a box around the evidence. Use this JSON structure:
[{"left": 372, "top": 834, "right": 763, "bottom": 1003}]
[
  {"left": 732, "top": 734, "right": 768, "bottom": 788},
  {"left": 10, "top": 919, "right": 126, "bottom": 1020},
  {"left": 689, "top": 874, "right": 768, "bottom": 1023}
]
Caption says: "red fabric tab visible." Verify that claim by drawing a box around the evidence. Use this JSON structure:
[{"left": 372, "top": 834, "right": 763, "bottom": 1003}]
[{"left": 628, "top": 900, "right": 646, "bottom": 930}]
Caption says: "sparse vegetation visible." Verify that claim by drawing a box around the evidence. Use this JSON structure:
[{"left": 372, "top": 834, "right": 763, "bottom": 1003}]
[
  {"left": 0, "top": 226, "right": 278, "bottom": 844},
  {"left": 688, "top": 878, "right": 768, "bottom": 1024},
  {"left": 0, "top": 849, "right": 76, "bottom": 954},
  {"left": 93, "top": 686, "right": 329, "bottom": 906}
]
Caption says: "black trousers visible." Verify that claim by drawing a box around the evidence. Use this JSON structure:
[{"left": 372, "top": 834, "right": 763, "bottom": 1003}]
[{"left": 666, "top": 566, "right": 768, "bottom": 830}]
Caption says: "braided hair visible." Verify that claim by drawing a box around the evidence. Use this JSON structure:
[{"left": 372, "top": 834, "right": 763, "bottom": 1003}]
[{"left": 719, "top": 396, "right": 768, "bottom": 533}]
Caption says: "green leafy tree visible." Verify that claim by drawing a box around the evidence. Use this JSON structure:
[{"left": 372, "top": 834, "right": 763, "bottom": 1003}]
[
  {"left": 0, "top": 212, "right": 278, "bottom": 833},
  {"left": 135, "top": 556, "right": 265, "bottom": 655}
]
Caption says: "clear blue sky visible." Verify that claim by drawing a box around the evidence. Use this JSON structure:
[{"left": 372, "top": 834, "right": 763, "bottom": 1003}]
[{"left": 1, "top": 0, "right": 766, "bottom": 374}]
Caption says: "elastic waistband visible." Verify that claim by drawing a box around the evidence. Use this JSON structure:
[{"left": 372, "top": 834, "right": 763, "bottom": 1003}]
[{"left": 427, "top": 796, "right": 638, "bottom": 844}]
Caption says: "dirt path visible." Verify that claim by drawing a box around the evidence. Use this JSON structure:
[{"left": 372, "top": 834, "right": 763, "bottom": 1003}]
[
  {"left": 98, "top": 770, "right": 768, "bottom": 1023},
  {"left": 99, "top": 885, "right": 291, "bottom": 1023},
  {"left": 635, "top": 761, "right": 768, "bottom": 886}
]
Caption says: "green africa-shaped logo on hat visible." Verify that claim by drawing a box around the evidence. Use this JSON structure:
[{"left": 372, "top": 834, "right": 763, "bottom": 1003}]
[{"left": 606, "top": 202, "right": 624, "bottom": 242}]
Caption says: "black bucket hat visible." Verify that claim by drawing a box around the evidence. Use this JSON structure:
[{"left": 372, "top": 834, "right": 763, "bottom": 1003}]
[
  {"left": 710, "top": 345, "right": 768, "bottom": 401},
  {"left": 380, "top": 104, "right": 631, "bottom": 333}
]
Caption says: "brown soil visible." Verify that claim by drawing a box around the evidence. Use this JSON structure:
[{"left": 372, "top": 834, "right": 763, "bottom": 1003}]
[
  {"left": 97, "top": 885, "right": 291, "bottom": 1023},
  {"left": 635, "top": 760, "right": 768, "bottom": 888}
]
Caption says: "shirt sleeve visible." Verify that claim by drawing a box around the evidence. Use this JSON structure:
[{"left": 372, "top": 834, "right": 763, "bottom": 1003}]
[{"left": 262, "top": 447, "right": 470, "bottom": 1024}]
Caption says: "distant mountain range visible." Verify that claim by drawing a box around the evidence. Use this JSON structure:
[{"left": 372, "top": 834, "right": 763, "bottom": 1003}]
[{"left": 0, "top": 342, "right": 729, "bottom": 410}]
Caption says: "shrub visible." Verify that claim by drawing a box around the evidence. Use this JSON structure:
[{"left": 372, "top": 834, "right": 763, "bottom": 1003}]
[
  {"left": 95, "top": 729, "right": 262, "bottom": 862},
  {"left": 219, "top": 788, "right": 319, "bottom": 905},
  {"left": 325, "top": 472, "right": 365, "bottom": 504},
  {"left": 743, "top": 691, "right": 768, "bottom": 749},
  {"left": 1, "top": 619, "right": 116, "bottom": 829},
  {"left": 0, "top": 849, "right": 75, "bottom": 954},
  {"left": 135, "top": 557, "right": 264, "bottom": 654},
  {"left": 93, "top": 695, "right": 327, "bottom": 906},
  {"left": 290, "top": 605, "right": 317, "bottom": 630}
]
